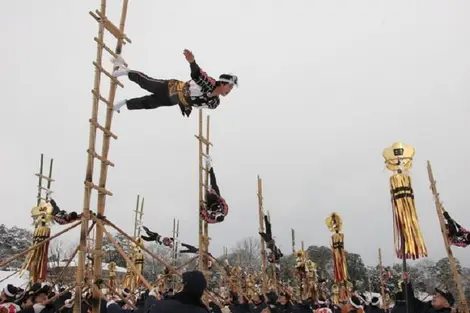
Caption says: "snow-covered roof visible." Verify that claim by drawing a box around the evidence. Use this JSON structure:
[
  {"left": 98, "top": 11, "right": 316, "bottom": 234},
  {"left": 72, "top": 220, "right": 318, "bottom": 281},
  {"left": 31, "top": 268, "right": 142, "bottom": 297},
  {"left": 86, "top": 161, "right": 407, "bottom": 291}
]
[{"left": 0, "top": 270, "right": 29, "bottom": 290}]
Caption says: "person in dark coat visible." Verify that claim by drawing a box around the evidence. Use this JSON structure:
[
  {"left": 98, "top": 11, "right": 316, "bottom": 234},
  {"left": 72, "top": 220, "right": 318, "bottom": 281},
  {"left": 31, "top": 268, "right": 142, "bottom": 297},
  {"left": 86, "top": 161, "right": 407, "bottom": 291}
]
[
  {"left": 277, "top": 293, "right": 293, "bottom": 313},
  {"left": 250, "top": 294, "right": 267, "bottom": 313},
  {"left": 402, "top": 279, "right": 454, "bottom": 313},
  {"left": 365, "top": 296, "right": 383, "bottom": 313},
  {"left": 149, "top": 270, "right": 209, "bottom": 313},
  {"left": 391, "top": 291, "right": 406, "bottom": 313}
]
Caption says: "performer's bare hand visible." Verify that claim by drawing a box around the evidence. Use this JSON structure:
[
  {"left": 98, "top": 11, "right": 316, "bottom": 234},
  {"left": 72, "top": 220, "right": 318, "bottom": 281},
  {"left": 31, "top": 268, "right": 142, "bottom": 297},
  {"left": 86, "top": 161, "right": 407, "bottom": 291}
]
[{"left": 184, "top": 49, "right": 195, "bottom": 63}]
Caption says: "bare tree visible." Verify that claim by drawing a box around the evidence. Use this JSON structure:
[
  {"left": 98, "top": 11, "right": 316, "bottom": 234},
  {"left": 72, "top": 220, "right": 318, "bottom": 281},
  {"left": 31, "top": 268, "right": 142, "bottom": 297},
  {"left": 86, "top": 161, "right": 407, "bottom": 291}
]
[
  {"left": 49, "top": 239, "right": 65, "bottom": 266},
  {"left": 227, "top": 236, "right": 261, "bottom": 273}
]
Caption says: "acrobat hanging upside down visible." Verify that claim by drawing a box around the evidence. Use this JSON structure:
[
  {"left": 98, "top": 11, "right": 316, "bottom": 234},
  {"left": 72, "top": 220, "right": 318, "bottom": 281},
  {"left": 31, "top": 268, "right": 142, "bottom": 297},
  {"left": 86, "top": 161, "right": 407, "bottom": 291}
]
[
  {"left": 112, "top": 49, "right": 238, "bottom": 117},
  {"left": 443, "top": 210, "right": 470, "bottom": 248},
  {"left": 200, "top": 155, "right": 229, "bottom": 224}
]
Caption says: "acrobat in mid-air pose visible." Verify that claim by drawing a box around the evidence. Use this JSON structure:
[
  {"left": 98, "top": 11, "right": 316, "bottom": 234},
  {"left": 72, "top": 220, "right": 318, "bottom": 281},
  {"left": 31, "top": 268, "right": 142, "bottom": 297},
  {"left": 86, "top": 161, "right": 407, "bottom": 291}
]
[
  {"left": 112, "top": 49, "right": 238, "bottom": 117},
  {"left": 443, "top": 210, "right": 470, "bottom": 247},
  {"left": 200, "top": 156, "right": 229, "bottom": 224},
  {"left": 49, "top": 198, "right": 80, "bottom": 225},
  {"left": 259, "top": 215, "right": 284, "bottom": 263},
  {"left": 140, "top": 226, "right": 174, "bottom": 248},
  {"left": 180, "top": 243, "right": 214, "bottom": 269},
  {"left": 179, "top": 243, "right": 199, "bottom": 254}
]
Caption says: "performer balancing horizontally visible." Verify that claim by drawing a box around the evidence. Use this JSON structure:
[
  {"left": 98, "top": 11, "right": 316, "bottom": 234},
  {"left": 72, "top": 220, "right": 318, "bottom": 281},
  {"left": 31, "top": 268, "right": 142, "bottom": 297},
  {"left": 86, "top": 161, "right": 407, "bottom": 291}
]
[{"left": 112, "top": 49, "right": 238, "bottom": 117}]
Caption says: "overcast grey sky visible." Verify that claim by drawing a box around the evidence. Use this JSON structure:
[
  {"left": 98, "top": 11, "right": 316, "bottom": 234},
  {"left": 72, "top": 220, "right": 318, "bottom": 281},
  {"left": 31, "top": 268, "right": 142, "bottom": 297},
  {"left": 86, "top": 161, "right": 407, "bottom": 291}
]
[{"left": 1, "top": 1, "right": 469, "bottom": 267}]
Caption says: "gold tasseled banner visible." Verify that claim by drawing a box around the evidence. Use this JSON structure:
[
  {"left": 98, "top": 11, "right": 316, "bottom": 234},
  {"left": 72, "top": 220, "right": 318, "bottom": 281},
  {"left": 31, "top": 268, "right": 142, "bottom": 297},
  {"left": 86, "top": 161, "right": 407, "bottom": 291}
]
[
  {"left": 21, "top": 225, "right": 50, "bottom": 283},
  {"left": 134, "top": 251, "right": 144, "bottom": 284},
  {"left": 390, "top": 173, "right": 427, "bottom": 259},
  {"left": 332, "top": 284, "right": 340, "bottom": 305},
  {"left": 331, "top": 233, "right": 348, "bottom": 282}
]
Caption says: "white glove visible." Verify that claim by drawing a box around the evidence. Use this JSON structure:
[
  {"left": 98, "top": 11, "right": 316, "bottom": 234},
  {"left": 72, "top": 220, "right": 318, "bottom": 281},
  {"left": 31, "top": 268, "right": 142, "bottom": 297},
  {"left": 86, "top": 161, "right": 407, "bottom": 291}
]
[{"left": 33, "top": 304, "right": 45, "bottom": 313}]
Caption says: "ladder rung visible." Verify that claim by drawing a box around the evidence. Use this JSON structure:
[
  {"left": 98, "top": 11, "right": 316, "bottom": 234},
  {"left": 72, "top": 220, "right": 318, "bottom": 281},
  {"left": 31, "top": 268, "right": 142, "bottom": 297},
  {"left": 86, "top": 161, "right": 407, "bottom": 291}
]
[
  {"left": 37, "top": 186, "right": 53, "bottom": 192},
  {"left": 93, "top": 62, "right": 124, "bottom": 88},
  {"left": 87, "top": 149, "right": 115, "bottom": 167},
  {"left": 89, "top": 11, "right": 132, "bottom": 44},
  {"left": 91, "top": 89, "right": 112, "bottom": 108},
  {"left": 194, "top": 135, "right": 213, "bottom": 147},
  {"left": 84, "top": 181, "right": 113, "bottom": 196},
  {"left": 94, "top": 38, "right": 128, "bottom": 67},
  {"left": 89, "top": 119, "right": 118, "bottom": 140},
  {"left": 35, "top": 174, "right": 55, "bottom": 182}
]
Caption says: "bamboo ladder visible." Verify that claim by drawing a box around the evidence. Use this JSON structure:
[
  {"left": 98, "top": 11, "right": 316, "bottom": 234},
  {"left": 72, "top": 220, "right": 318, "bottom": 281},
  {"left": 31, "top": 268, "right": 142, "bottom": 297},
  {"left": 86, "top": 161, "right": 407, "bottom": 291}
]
[
  {"left": 257, "top": 176, "right": 268, "bottom": 294},
  {"left": 73, "top": 1, "right": 132, "bottom": 313},
  {"left": 36, "top": 153, "right": 54, "bottom": 205},
  {"left": 195, "top": 110, "right": 212, "bottom": 272},
  {"left": 427, "top": 161, "right": 469, "bottom": 313}
]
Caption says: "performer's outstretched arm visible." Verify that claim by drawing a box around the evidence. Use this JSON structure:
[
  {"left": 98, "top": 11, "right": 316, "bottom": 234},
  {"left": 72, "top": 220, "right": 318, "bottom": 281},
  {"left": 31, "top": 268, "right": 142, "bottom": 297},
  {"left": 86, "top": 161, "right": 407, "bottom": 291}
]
[{"left": 184, "top": 49, "right": 217, "bottom": 93}]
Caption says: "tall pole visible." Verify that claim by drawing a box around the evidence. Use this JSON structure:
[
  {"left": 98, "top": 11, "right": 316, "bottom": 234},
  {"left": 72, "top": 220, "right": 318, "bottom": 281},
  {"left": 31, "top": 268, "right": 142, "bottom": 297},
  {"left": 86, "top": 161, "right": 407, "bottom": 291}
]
[
  {"left": 427, "top": 161, "right": 468, "bottom": 313},
  {"left": 257, "top": 176, "right": 267, "bottom": 294},
  {"left": 133, "top": 195, "right": 140, "bottom": 238},
  {"left": 36, "top": 154, "right": 44, "bottom": 206},
  {"left": 378, "top": 248, "right": 386, "bottom": 310},
  {"left": 203, "top": 115, "right": 211, "bottom": 269},
  {"left": 198, "top": 110, "right": 204, "bottom": 271},
  {"left": 196, "top": 110, "right": 212, "bottom": 272},
  {"left": 291, "top": 229, "right": 296, "bottom": 254},
  {"left": 45, "top": 158, "right": 54, "bottom": 201}
]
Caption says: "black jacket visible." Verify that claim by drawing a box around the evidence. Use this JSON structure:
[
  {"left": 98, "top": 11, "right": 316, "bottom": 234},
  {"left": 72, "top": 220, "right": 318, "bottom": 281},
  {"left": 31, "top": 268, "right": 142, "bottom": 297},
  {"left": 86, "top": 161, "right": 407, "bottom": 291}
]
[
  {"left": 402, "top": 282, "right": 452, "bottom": 313},
  {"left": 365, "top": 305, "right": 383, "bottom": 313},
  {"left": 148, "top": 292, "right": 209, "bottom": 313}
]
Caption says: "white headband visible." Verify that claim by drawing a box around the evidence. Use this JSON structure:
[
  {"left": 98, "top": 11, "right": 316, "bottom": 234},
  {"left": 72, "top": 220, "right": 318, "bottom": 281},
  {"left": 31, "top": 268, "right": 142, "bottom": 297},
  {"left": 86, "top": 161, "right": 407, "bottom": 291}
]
[
  {"left": 3, "top": 286, "right": 14, "bottom": 298},
  {"left": 218, "top": 76, "right": 238, "bottom": 86}
]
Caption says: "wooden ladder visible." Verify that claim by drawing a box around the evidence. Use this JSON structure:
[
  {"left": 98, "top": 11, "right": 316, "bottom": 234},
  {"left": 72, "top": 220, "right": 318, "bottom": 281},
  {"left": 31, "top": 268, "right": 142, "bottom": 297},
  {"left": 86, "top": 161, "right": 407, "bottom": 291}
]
[{"left": 73, "top": 1, "right": 132, "bottom": 313}]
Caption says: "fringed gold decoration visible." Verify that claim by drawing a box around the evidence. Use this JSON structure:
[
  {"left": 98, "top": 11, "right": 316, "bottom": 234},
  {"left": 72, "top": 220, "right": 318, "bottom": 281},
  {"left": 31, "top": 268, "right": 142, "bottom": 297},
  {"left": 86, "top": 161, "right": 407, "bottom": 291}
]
[
  {"left": 245, "top": 274, "right": 256, "bottom": 299},
  {"left": 383, "top": 142, "right": 427, "bottom": 259},
  {"left": 107, "top": 262, "right": 117, "bottom": 295},
  {"left": 305, "top": 260, "right": 318, "bottom": 301},
  {"left": 21, "top": 201, "right": 54, "bottom": 283},
  {"left": 325, "top": 213, "right": 348, "bottom": 283},
  {"left": 123, "top": 238, "right": 145, "bottom": 293},
  {"left": 332, "top": 283, "right": 340, "bottom": 305}
]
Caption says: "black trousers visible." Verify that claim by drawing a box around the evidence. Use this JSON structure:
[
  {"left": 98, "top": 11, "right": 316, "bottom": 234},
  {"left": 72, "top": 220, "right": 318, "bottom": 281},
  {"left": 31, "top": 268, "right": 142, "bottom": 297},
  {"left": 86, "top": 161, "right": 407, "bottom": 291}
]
[
  {"left": 126, "top": 70, "right": 177, "bottom": 110},
  {"left": 205, "top": 168, "right": 221, "bottom": 208}
]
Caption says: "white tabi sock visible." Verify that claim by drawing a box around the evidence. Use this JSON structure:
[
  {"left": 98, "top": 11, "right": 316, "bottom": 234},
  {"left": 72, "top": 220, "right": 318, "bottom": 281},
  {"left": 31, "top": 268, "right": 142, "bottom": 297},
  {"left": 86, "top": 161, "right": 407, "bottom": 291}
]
[{"left": 113, "top": 99, "right": 127, "bottom": 113}]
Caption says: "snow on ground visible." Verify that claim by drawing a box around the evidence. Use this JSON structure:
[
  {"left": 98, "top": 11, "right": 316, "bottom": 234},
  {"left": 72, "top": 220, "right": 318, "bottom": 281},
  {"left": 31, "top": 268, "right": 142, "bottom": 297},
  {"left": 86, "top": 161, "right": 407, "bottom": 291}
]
[{"left": 0, "top": 270, "right": 29, "bottom": 290}]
